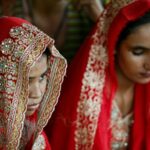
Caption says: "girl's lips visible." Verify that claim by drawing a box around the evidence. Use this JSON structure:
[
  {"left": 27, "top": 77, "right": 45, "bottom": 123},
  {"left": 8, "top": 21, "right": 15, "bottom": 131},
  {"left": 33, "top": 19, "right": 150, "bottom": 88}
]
[
  {"left": 27, "top": 104, "right": 40, "bottom": 110},
  {"left": 140, "top": 72, "right": 150, "bottom": 78}
]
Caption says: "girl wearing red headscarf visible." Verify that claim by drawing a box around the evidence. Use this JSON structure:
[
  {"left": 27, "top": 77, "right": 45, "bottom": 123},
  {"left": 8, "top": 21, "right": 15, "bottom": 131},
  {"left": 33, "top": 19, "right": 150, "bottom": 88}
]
[
  {"left": 45, "top": 0, "right": 150, "bottom": 149},
  {"left": 0, "top": 17, "right": 67, "bottom": 149}
]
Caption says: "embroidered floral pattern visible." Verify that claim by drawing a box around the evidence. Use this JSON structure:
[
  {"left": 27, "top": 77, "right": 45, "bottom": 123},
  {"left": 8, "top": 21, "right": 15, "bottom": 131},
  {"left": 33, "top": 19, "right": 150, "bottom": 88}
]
[
  {"left": 1, "top": 39, "right": 14, "bottom": 55},
  {"left": 74, "top": 0, "right": 136, "bottom": 149},
  {"left": 75, "top": 12, "right": 108, "bottom": 150},
  {"left": 0, "top": 20, "right": 67, "bottom": 149}
]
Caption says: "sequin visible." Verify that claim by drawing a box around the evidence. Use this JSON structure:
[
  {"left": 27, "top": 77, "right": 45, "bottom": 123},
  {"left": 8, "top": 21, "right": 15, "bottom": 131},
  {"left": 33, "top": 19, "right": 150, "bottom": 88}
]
[
  {"left": 1, "top": 39, "right": 14, "bottom": 55},
  {"left": 0, "top": 62, "right": 7, "bottom": 73},
  {"left": 7, "top": 80, "right": 15, "bottom": 87}
]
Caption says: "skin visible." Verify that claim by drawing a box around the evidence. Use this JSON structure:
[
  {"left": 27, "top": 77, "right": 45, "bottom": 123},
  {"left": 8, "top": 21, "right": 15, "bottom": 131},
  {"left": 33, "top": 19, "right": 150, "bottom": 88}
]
[
  {"left": 115, "top": 23, "right": 150, "bottom": 116},
  {"left": 73, "top": 0, "right": 103, "bottom": 22},
  {"left": 31, "top": 0, "right": 67, "bottom": 49},
  {"left": 26, "top": 54, "right": 48, "bottom": 116},
  {"left": 30, "top": 0, "right": 102, "bottom": 49}
]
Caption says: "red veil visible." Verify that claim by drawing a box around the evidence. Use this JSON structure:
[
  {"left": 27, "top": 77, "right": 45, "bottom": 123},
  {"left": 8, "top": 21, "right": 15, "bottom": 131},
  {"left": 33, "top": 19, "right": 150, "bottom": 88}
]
[
  {"left": 0, "top": 17, "right": 67, "bottom": 149},
  {"left": 45, "top": 0, "right": 150, "bottom": 149}
]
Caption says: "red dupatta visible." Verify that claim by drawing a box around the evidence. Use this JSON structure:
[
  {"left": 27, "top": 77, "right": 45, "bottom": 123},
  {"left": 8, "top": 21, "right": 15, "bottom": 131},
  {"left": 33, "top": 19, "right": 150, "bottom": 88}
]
[
  {"left": 46, "top": 0, "right": 150, "bottom": 149},
  {"left": 0, "top": 17, "right": 67, "bottom": 149}
]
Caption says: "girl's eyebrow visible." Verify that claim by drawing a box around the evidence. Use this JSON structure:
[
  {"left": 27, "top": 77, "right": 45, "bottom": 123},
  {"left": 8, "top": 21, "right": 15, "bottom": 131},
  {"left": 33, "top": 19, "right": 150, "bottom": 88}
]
[
  {"left": 130, "top": 45, "right": 150, "bottom": 51},
  {"left": 29, "top": 70, "right": 48, "bottom": 79},
  {"left": 41, "top": 70, "right": 48, "bottom": 77}
]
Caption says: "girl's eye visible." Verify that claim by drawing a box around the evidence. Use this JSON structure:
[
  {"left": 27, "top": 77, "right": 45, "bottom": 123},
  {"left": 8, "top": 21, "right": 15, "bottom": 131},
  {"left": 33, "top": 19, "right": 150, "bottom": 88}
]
[
  {"left": 39, "top": 74, "right": 47, "bottom": 82},
  {"left": 132, "top": 49, "right": 144, "bottom": 55}
]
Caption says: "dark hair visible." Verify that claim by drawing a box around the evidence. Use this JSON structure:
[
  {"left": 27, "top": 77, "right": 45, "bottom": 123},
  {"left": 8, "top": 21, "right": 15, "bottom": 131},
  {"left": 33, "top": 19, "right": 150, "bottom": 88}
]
[
  {"left": 116, "top": 11, "right": 150, "bottom": 50},
  {"left": 43, "top": 47, "right": 50, "bottom": 56}
]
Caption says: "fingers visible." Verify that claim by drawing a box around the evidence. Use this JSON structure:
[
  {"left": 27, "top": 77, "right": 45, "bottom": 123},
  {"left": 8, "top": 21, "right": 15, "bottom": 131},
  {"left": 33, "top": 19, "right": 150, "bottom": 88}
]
[{"left": 73, "top": 0, "right": 103, "bottom": 22}]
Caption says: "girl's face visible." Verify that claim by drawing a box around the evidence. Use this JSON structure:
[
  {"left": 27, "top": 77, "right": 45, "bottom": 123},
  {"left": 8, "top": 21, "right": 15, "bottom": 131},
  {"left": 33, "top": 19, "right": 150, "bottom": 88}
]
[
  {"left": 26, "top": 54, "right": 48, "bottom": 116},
  {"left": 116, "top": 23, "right": 150, "bottom": 84}
]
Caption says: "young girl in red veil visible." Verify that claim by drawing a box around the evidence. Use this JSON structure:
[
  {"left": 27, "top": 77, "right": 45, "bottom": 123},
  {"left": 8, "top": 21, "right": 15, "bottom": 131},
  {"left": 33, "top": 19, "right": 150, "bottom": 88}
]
[
  {"left": 45, "top": 0, "right": 150, "bottom": 149},
  {"left": 0, "top": 17, "right": 67, "bottom": 149}
]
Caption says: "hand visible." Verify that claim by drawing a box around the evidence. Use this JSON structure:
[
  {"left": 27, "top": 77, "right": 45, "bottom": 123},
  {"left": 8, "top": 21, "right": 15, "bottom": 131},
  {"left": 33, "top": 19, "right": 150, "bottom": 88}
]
[{"left": 73, "top": 0, "right": 104, "bottom": 22}]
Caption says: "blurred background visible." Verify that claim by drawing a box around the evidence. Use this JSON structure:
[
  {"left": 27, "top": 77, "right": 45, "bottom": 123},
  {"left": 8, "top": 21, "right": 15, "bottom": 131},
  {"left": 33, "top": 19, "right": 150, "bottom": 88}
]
[{"left": 0, "top": 0, "right": 110, "bottom": 62}]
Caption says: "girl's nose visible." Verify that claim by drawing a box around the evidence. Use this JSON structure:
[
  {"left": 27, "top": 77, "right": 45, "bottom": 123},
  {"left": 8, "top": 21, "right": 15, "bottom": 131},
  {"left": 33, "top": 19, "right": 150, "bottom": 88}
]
[
  {"left": 144, "top": 62, "right": 150, "bottom": 71},
  {"left": 29, "top": 82, "right": 42, "bottom": 98}
]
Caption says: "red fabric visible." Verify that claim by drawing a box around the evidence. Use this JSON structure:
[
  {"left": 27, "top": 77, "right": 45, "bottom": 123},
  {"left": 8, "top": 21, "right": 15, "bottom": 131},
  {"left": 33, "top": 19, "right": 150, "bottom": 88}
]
[
  {"left": 21, "top": 111, "right": 51, "bottom": 149},
  {"left": 45, "top": 0, "right": 150, "bottom": 149},
  {"left": 0, "top": 17, "right": 51, "bottom": 149},
  {"left": 94, "top": 1, "right": 150, "bottom": 149},
  {"left": 45, "top": 24, "right": 97, "bottom": 150},
  {"left": 0, "top": 17, "right": 30, "bottom": 42},
  {"left": 0, "top": 16, "right": 67, "bottom": 149}
]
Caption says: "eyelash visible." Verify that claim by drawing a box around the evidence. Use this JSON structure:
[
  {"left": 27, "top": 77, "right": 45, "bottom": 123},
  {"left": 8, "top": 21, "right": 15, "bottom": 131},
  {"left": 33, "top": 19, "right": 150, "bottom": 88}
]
[
  {"left": 39, "top": 74, "right": 47, "bottom": 82},
  {"left": 132, "top": 49, "right": 144, "bottom": 55}
]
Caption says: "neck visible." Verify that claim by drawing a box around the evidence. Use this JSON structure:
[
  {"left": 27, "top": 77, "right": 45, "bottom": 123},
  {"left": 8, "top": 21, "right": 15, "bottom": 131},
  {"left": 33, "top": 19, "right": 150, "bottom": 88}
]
[
  {"left": 115, "top": 65, "right": 135, "bottom": 116},
  {"left": 116, "top": 65, "right": 134, "bottom": 95},
  {"left": 116, "top": 66, "right": 135, "bottom": 99}
]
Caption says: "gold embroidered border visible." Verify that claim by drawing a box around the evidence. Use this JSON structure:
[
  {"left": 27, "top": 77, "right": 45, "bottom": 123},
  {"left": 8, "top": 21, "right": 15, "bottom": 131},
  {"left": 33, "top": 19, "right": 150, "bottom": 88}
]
[
  {"left": 35, "top": 46, "right": 67, "bottom": 137},
  {"left": 74, "top": 0, "right": 135, "bottom": 149},
  {"left": 7, "top": 33, "right": 51, "bottom": 149}
]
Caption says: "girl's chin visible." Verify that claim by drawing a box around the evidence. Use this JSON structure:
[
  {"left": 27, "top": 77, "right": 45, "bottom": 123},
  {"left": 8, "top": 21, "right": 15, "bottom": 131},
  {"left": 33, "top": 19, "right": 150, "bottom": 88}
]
[
  {"left": 136, "top": 79, "right": 150, "bottom": 84},
  {"left": 26, "top": 109, "right": 36, "bottom": 116}
]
